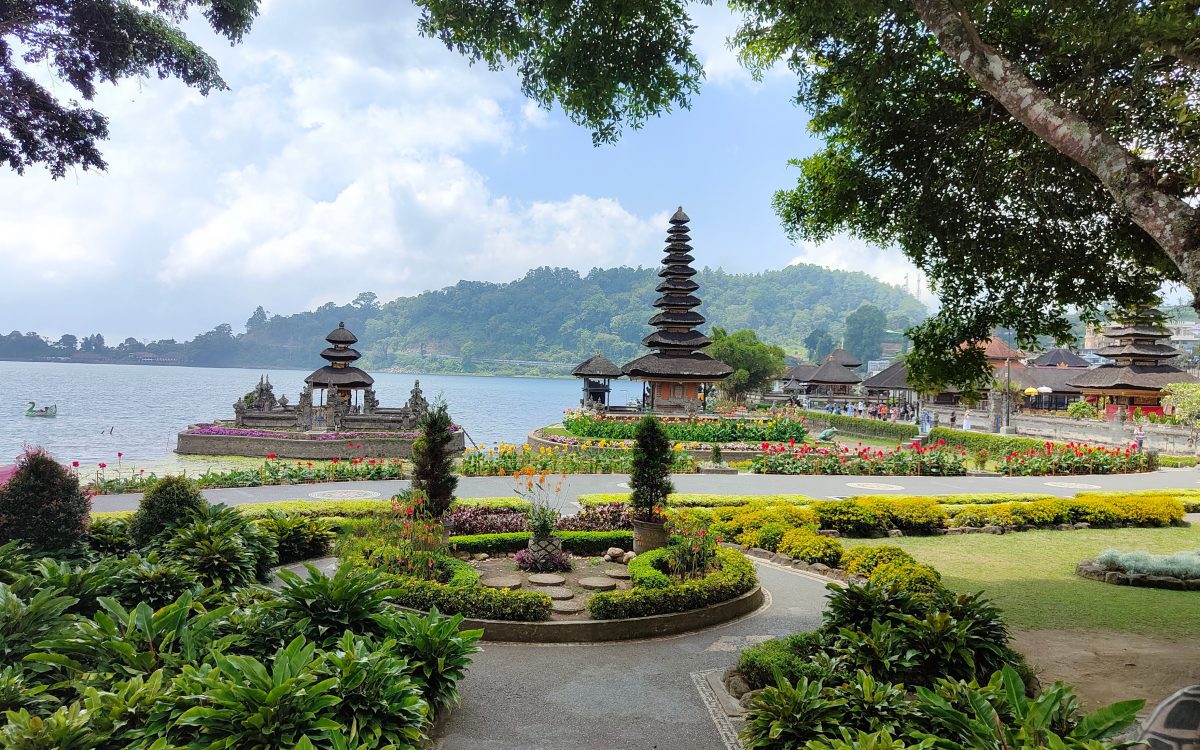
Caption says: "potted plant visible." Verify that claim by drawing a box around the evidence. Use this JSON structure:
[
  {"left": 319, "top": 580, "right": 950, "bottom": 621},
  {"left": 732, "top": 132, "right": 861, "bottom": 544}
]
[
  {"left": 513, "top": 467, "right": 570, "bottom": 571},
  {"left": 630, "top": 416, "right": 674, "bottom": 553}
]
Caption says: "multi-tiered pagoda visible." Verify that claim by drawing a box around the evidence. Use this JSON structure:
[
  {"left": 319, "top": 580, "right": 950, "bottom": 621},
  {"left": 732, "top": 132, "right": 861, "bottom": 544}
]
[
  {"left": 622, "top": 208, "right": 732, "bottom": 411},
  {"left": 1069, "top": 307, "right": 1197, "bottom": 417}
]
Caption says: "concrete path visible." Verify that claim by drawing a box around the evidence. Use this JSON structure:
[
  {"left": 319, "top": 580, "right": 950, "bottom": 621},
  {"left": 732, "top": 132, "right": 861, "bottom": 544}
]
[
  {"left": 432, "top": 560, "right": 828, "bottom": 750},
  {"left": 93, "top": 468, "right": 1200, "bottom": 514}
]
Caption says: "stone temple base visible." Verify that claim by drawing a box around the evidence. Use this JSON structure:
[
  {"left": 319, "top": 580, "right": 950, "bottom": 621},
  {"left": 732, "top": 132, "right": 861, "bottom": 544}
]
[{"left": 175, "top": 430, "right": 464, "bottom": 460}]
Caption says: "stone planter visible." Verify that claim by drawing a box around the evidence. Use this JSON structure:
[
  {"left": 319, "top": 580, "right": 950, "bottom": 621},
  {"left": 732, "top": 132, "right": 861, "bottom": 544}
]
[
  {"left": 632, "top": 519, "right": 670, "bottom": 554},
  {"left": 527, "top": 534, "right": 563, "bottom": 564}
]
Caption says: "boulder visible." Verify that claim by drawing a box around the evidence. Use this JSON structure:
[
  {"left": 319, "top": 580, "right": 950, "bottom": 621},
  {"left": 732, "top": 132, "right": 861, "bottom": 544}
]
[
  {"left": 621, "top": 551, "right": 636, "bottom": 564},
  {"left": 471, "top": 553, "right": 489, "bottom": 561},
  {"left": 887, "top": 529, "right": 904, "bottom": 538},
  {"left": 817, "top": 529, "right": 840, "bottom": 538},
  {"left": 725, "top": 675, "right": 752, "bottom": 699},
  {"left": 980, "top": 525, "right": 1004, "bottom": 534},
  {"left": 605, "top": 547, "right": 625, "bottom": 559},
  {"left": 809, "top": 563, "right": 832, "bottom": 576}
]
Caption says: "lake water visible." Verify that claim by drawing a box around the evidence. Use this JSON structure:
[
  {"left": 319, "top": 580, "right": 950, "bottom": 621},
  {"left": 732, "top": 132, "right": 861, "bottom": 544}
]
[{"left": 0, "top": 362, "right": 645, "bottom": 472}]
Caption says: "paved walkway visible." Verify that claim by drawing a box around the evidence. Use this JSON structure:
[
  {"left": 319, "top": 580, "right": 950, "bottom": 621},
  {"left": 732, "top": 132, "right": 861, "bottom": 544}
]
[
  {"left": 432, "top": 560, "right": 827, "bottom": 750},
  {"left": 93, "top": 468, "right": 1200, "bottom": 514}
]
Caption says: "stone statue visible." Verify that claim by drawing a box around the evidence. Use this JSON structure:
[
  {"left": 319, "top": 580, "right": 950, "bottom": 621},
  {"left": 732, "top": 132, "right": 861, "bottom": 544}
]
[
  {"left": 277, "top": 394, "right": 289, "bottom": 409},
  {"left": 363, "top": 388, "right": 380, "bottom": 414},
  {"left": 407, "top": 380, "right": 429, "bottom": 416},
  {"left": 232, "top": 398, "right": 246, "bottom": 426}
]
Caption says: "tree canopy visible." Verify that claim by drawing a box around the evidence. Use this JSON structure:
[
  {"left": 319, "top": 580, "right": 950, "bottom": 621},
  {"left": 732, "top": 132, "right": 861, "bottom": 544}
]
[
  {"left": 417, "top": 0, "right": 1200, "bottom": 391},
  {"left": 843, "top": 304, "right": 887, "bottom": 366},
  {"left": 707, "top": 327, "right": 786, "bottom": 402},
  {"left": 1, "top": 0, "right": 259, "bottom": 177}
]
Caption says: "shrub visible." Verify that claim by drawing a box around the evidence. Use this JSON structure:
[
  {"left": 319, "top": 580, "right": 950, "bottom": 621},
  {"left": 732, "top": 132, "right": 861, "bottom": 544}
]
[
  {"left": 449, "top": 530, "right": 632, "bottom": 555},
  {"left": 411, "top": 400, "right": 458, "bottom": 516},
  {"left": 1067, "top": 400, "right": 1099, "bottom": 420},
  {"left": 865, "top": 497, "right": 948, "bottom": 534},
  {"left": 0, "top": 448, "right": 91, "bottom": 551},
  {"left": 626, "top": 548, "right": 672, "bottom": 589},
  {"left": 0, "top": 583, "right": 76, "bottom": 662},
  {"left": 443, "top": 506, "right": 528, "bottom": 535},
  {"left": 740, "top": 521, "right": 790, "bottom": 551},
  {"left": 86, "top": 517, "right": 132, "bottom": 556},
  {"left": 1092, "top": 494, "right": 1185, "bottom": 526},
  {"left": 822, "top": 580, "right": 926, "bottom": 632},
  {"left": 384, "top": 574, "right": 552, "bottom": 621},
  {"left": 800, "top": 410, "right": 919, "bottom": 441},
  {"left": 162, "top": 504, "right": 277, "bottom": 589},
  {"left": 254, "top": 512, "right": 334, "bottom": 564},
  {"left": 778, "top": 530, "right": 843, "bottom": 567},
  {"left": 1096, "top": 548, "right": 1200, "bottom": 579},
  {"left": 271, "top": 562, "right": 400, "bottom": 645},
  {"left": 841, "top": 546, "right": 916, "bottom": 578},
  {"left": 630, "top": 416, "right": 674, "bottom": 517},
  {"left": 555, "top": 502, "right": 633, "bottom": 531},
  {"left": 738, "top": 631, "right": 829, "bottom": 690},
  {"left": 868, "top": 562, "right": 944, "bottom": 600},
  {"left": 588, "top": 548, "right": 757, "bottom": 619},
  {"left": 741, "top": 676, "right": 845, "bottom": 750},
  {"left": 380, "top": 607, "right": 483, "bottom": 717},
  {"left": 514, "top": 546, "right": 572, "bottom": 572},
  {"left": 97, "top": 553, "right": 200, "bottom": 610},
  {"left": 363, "top": 544, "right": 476, "bottom": 584},
  {"left": 128, "top": 475, "right": 205, "bottom": 546},
  {"left": 811, "top": 500, "right": 886, "bottom": 537}
]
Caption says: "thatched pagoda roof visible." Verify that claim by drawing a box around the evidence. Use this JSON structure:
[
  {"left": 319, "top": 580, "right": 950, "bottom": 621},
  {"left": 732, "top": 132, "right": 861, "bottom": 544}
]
[
  {"left": 623, "top": 352, "right": 733, "bottom": 380},
  {"left": 325, "top": 322, "right": 358, "bottom": 346},
  {"left": 1028, "top": 348, "right": 1090, "bottom": 368},
  {"left": 305, "top": 366, "right": 374, "bottom": 389},
  {"left": 572, "top": 354, "right": 623, "bottom": 378},
  {"left": 807, "top": 359, "right": 862, "bottom": 385},
  {"left": 1096, "top": 342, "right": 1180, "bottom": 359},
  {"left": 827, "top": 348, "right": 861, "bottom": 368},
  {"left": 1067, "top": 365, "right": 1197, "bottom": 391}
]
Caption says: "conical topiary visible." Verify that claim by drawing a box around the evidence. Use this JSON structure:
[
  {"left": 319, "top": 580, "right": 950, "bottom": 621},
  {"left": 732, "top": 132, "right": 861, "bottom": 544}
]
[
  {"left": 0, "top": 448, "right": 90, "bottom": 551},
  {"left": 630, "top": 416, "right": 674, "bottom": 519}
]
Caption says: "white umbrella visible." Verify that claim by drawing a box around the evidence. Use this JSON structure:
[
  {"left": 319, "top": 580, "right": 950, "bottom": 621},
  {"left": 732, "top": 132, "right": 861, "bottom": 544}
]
[{"left": 1037, "top": 386, "right": 1053, "bottom": 393}]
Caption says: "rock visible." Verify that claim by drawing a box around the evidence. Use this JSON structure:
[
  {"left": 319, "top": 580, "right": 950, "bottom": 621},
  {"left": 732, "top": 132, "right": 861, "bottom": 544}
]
[
  {"left": 578, "top": 576, "right": 617, "bottom": 591},
  {"left": 725, "top": 675, "right": 752, "bottom": 699},
  {"left": 817, "top": 529, "right": 840, "bottom": 538},
  {"left": 605, "top": 547, "right": 625, "bottom": 559},
  {"left": 809, "top": 563, "right": 832, "bottom": 575},
  {"left": 887, "top": 529, "right": 904, "bottom": 538},
  {"left": 551, "top": 599, "right": 585, "bottom": 613},
  {"left": 946, "top": 528, "right": 965, "bottom": 535},
  {"left": 980, "top": 525, "right": 1003, "bottom": 534},
  {"left": 1145, "top": 575, "right": 1187, "bottom": 591},
  {"left": 527, "top": 573, "right": 567, "bottom": 586},
  {"left": 850, "top": 575, "right": 869, "bottom": 585},
  {"left": 471, "top": 553, "right": 489, "bottom": 561},
  {"left": 770, "top": 553, "right": 792, "bottom": 565},
  {"left": 1072, "top": 522, "right": 1091, "bottom": 530},
  {"left": 1105, "top": 571, "right": 1131, "bottom": 585},
  {"left": 481, "top": 575, "right": 522, "bottom": 590},
  {"left": 747, "top": 548, "right": 772, "bottom": 560},
  {"left": 1185, "top": 578, "right": 1200, "bottom": 591},
  {"left": 537, "top": 586, "right": 575, "bottom": 600},
  {"left": 621, "top": 551, "right": 636, "bottom": 563},
  {"left": 1057, "top": 524, "right": 1074, "bottom": 531},
  {"left": 739, "top": 690, "right": 759, "bottom": 710},
  {"left": 604, "top": 568, "right": 631, "bottom": 580}
]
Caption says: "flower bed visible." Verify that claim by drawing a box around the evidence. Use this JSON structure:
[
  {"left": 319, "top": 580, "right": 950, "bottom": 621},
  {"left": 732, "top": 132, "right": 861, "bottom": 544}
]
[
  {"left": 562, "top": 410, "right": 809, "bottom": 443},
  {"left": 751, "top": 440, "right": 967, "bottom": 476},
  {"left": 185, "top": 424, "right": 453, "bottom": 439},
  {"left": 447, "top": 530, "right": 633, "bottom": 555},
  {"left": 997, "top": 441, "right": 1158, "bottom": 475},
  {"left": 92, "top": 496, "right": 532, "bottom": 522},
  {"left": 459, "top": 442, "right": 696, "bottom": 476},
  {"left": 88, "top": 454, "right": 411, "bottom": 494}
]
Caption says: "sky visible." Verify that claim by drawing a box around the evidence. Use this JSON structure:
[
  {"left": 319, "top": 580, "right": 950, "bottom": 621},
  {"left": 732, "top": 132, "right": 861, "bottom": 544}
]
[{"left": 0, "top": 0, "right": 925, "bottom": 342}]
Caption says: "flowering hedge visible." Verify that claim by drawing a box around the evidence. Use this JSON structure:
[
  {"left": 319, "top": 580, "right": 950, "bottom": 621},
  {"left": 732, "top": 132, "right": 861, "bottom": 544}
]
[
  {"left": 751, "top": 440, "right": 967, "bottom": 476},
  {"left": 459, "top": 443, "right": 696, "bottom": 476},
  {"left": 87, "top": 455, "right": 410, "bottom": 494},
  {"left": 562, "top": 410, "right": 809, "bottom": 443},
  {"left": 997, "top": 442, "right": 1158, "bottom": 475}
]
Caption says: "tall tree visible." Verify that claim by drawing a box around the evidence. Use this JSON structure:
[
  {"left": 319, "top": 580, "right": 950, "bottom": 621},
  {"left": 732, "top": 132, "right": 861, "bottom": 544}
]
[
  {"left": 708, "top": 327, "right": 786, "bottom": 403},
  {"left": 1, "top": 0, "right": 259, "bottom": 177},
  {"left": 803, "top": 327, "right": 835, "bottom": 362},
  {"left": 416, "top": 0, "right": 1200, "bottom": 390},
  {"left": 843, "top": 304, "right": 887, "bottom": 366}
]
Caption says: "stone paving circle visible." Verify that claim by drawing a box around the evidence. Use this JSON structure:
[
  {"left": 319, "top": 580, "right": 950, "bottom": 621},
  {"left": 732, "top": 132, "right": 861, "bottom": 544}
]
[
  {"left": 1043, "top": 481, "right": 1101, "bottom": 489},
  {"left": 844, "top": 482, "right": 905, "bottom": 490},
  {"left": 527, "top": 573, "right": 567, "bottom": 586},
  {"left": 605, "top": 568, "right": 631, "bottom": 580},
  {"left": 481, "top": 575, "right": 523, "bottom": 590},
  {"left": 578, "top": 576, "right": 617, "bottom": 591},
  {"left": 536, "top": 586, "right": 576, "bottom": 600},
  {"left": 308, "top": 489, "right": 383, "bottom": 500},
  {"left": 550, "top": 599, "right": 586, "bottom": 613}
]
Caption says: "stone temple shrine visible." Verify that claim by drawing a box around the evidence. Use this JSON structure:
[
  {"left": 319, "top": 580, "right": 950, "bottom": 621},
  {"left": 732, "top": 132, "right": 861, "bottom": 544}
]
[{"left": 176, "top": 322, "right": 462, "bottom": 458}]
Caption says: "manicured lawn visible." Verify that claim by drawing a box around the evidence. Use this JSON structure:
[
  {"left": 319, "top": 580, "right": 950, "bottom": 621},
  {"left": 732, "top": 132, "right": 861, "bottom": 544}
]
[{"left": 843, "top": 525, "right": 1200, "bottom": 639}]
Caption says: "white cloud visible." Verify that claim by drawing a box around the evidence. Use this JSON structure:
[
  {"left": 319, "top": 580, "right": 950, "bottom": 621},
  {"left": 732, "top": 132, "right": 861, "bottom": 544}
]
[{"left": 789, "top": 234, "right": 936, "bottom": 307}]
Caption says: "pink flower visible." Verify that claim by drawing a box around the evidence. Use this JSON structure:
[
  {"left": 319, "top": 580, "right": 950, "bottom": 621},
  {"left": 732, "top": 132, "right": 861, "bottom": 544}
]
[
  {"left": 98, "top": 463, "right": 107, "bottom": 469},
  {"left": 117, "top": 452, "right": 123, "bottom": 458},
  {"left": 71, "top": 461, "right": 79, "bottom": 468}
]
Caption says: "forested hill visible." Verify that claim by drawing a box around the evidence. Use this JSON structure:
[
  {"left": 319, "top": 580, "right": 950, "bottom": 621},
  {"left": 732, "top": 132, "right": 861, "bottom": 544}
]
[{"left": 5, "top": 264, "right": 927, "bottom": 375}]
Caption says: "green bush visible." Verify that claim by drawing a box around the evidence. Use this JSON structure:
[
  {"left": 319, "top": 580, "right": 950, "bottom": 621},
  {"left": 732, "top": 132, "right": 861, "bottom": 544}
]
[
  {"left": 738, "top": 631, "right": 829, "bottom": 689},
  {"left": 253, "top": 512, "right": 335, "bottom": 565},
  {"left": 385, "top": 574, "right": 552, "bottom": 621},
  {"left": 411, "top": 400, "right": 459, "bottom": 516},
  {"left": 271, "top": 562, "right": 400, "bottom": 645},
  {"left": 927, "top": 428, "right": 1051, "bottom": 457},
  {"left": 860, "top": 497, "right": 947, "bottom": 534},
  {"left": 778, "top": 529, "right": 843, "bottom": 566},
  {"left": 739, "top": 521, "right": 790, "bottom": 551},
  {"left": 0, "top": 448, "right": 91, "bottom": 551},
  {"left": 626, "top": 548, "right": 672, "bottom": 589},
  {"left": 380, "top": 607, "right": 483, "bottom": 717},
  {"left": 811, "top": 500, "right": 886, "bottom": 537},
  {"left": 630, "top": 416, "right": 674, "bottom": 515},
  {"left": 97, "top": 553, "right": 200, "bottom": 610},
  {"left": 162, "top": 504, "right": 277, "bottom": 589},
  {"left": 86, "top": 517, "right": 133, "bottom": 556},
  {"left": 588, "top": 548, "right": 757, "bottom": 619},
  {"left": 868, "top": 562, "right": 944, "bottom": 600},
  {"left": 128, "top": 475, "right": 206, "bottom": 546},
  {"left": 800, "top": 410, "right": 919, "bottom": 441},
  {"left": 577, "top": 492, "right": 815, "bottom": 508},
  {"left": 841, "top": 546, "right": 916, "bottom": 577},
  {"left": 448, "top": 530, "right": 632, "bottom": 555}
]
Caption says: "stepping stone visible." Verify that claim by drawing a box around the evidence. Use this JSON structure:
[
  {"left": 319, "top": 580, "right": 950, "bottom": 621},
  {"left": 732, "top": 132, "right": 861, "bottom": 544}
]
[
  {"left": 481, "top": 575, "right": 522, "bottom": 590},
  {"left": 551, "top": 599, "right": 586, "bottom": 614},
  {"left": 537, "top": 586, "right": 575, "bottom": 600},
  {"left": 527, "top": 573, "right": 567, "bottom": 586},
  {"left": 578, "top": 576, "right": 617, "bottom": 591},
  {"left": 604, "top": 568, "right": 631, "bottom": 580}
]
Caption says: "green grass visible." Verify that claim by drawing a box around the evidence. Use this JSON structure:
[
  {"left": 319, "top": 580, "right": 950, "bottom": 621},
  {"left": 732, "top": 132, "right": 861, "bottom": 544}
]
[{"left": 843, "top": 526, "right": 1200, "bottom": 639}]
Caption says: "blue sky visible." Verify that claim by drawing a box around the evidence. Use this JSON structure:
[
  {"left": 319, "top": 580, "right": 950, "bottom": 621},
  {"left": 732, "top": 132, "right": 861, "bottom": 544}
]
[{"left": 0, "top": 1, "right": 924, "bottom": 341}]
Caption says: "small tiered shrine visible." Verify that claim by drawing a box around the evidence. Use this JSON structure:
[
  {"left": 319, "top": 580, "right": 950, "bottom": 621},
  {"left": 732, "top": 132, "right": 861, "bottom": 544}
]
[
  {"left": 622, "top": 208, "right": 732, "bottom": 412},
  {"left": 1068, "top": 307, "right": 1197, "bottom": 418},
  {"left": 572, "top": 354, "right": 623, "bottom": 408}
]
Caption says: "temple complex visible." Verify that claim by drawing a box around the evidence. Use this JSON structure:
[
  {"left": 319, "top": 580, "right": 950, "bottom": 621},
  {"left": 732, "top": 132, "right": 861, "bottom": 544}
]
[
  {"left": 621, "top": 208, "right": 732, "bottom": 411},
  {"left": 1068, "top": 307, "right": 1197, "bottom": 417}
]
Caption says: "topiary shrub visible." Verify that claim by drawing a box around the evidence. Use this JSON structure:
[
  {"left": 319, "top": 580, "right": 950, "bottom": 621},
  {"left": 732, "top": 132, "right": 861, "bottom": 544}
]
[
  {"left": 841, "top": 546, "right": 916, "bottom": 577},
  {"left": 868, "top": 561, "right": 944, "bottom": 601},
  {"left": 777, "top": 529, "right": 843, "bottom": 567},
  {"left": 0, "top": 448, "right": 90, "bottom": 551},
  {"left": 411, "top": 400, "right": 459, "bottom": 517},
  {"left": 810, "top": 500, "right": 885, "bottom": 537},
  {"left": 128, "top": 475, "right": 206, "bottom": 546},
  {"left": 629, "top": 416, "right": 674, "bottom": 519}
]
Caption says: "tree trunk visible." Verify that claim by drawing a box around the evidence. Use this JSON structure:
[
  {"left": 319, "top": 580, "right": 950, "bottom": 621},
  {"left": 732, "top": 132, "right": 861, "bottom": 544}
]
[{"left": 910, "top": 0, "right": 1200, "bottom": 299}]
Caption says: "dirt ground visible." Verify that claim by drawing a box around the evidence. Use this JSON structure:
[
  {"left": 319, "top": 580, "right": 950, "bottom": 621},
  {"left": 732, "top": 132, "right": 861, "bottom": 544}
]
[{"left": 1012, "top": 629, "right": 1200, "bottom": 710}]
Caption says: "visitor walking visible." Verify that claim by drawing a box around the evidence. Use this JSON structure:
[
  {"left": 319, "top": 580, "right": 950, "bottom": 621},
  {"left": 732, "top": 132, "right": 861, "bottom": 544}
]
[
  {"left": 1134, "top": 424, "right": 1146, "bottom": 452},
  {"left": 949, "top": 412, "right": 957, "bottom": 428},
  {"left": 963, "top": 411, "right": 972, "bottom": 431}
]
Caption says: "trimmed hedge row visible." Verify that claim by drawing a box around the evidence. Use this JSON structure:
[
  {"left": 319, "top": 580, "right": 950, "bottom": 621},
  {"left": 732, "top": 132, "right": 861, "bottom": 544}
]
[
  {"left": 92, "top": 496, "right": 532, "bottom": 522},
  {"left": 382, "top": 573, "right": 552, "bottom": 621},
  {"left": 578, "top": 493, "right": 815, "bottom": 509},
  {"left": 448, "top": 531, "right": 633, "bottom": 555},
  {"left": 800, "top": 410, "right": 920, "bottom": 441},
  {"left": 587, "top": 548, "right": 757, "bottom": 619},
  {"left": 926, "top": 427, "right": 1059, "bottom": 456}
]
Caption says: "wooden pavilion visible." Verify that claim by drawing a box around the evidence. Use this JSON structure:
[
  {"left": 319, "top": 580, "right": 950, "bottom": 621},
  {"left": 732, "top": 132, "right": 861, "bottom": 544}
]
[
  {"left": 622, "top": 207, "right": 732, "bottom": 411},
  {"left": 1068, "top": 307, "right": 1197, "bottom": 418},
  {"left": 802, "top": 357, "right": 862, "bottom": 398},
  {"left": 572, "top": 354, "right": 623, "bottom": 408}
]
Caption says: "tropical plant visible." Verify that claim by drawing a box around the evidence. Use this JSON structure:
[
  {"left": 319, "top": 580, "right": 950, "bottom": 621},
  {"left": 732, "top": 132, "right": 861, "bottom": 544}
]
[
  {"left": 741, "top": 676, "right": 846, "bottom": 750},
  {"left": 708, "top": 327, "right": 787, "bottom": 403},
  {"left": 0, "top": 448, "right": 91, "bottom": 551},
  {"left": 128, "top": 476, "right": 206, "bottom": 547},
  {"left": 161, "top": 504, "right": 276, "bottom": 590},
  {"left": 270, "top": 563, "right": 399, "bottom": 646},
  {"left": 97, "top": 553, "right": 200, "bottom": 611},
  {"left": 254, "top": 512, "right": 334, "bottom": 565},
  {"left": 380, "top": 608, "right": 483, "bottom": 718},
  {"left": 0, "top": 583, "right": 76, "bottom": 663}
]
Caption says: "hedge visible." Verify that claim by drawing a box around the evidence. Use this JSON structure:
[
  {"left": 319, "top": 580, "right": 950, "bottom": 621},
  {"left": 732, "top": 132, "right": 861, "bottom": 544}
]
[
  {"left": 381, "top": 573, "right": 552, "bottom": 621},
  {"left": 587, "top": 548, "right": 757, "bottom": 619},
  {"left": 577, "top": 493, "right": 816, "bottom": 509},
  {"left": 800, "top": 410, "right": 919, "bottom": 441},
  {"left": 448, "top": 531, "right": 633, "bottom": 555},
  {"left": 92, "top": 496, "right": 532, "bottom": 522},
  {"left": 926, "top": 428, "right": 1059, "bottom": 456}
]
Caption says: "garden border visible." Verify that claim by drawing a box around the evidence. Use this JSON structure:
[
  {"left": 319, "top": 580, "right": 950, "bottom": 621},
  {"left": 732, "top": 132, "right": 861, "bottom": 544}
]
[
  {"left": 527, "top": 428, "right": 761, "bottom": 462},
  {"left": 1075, "top": 559, "right": 1200, "bottom": 591},
  {"left": 408, "top": 584, "right": 766, "bottom": 643}
]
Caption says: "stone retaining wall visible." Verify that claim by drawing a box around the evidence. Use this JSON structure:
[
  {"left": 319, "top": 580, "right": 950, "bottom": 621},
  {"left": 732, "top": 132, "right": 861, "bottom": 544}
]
[
  {"left": 176, "top": 430, "right": 464, "bottom": 459},
  {"left": 1076, "top": 559, "right": 1200, "bottom": 591}
]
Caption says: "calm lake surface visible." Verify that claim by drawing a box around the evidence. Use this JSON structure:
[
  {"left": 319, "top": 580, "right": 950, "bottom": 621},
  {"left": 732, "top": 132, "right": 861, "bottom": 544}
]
[{"left": 0, "top": 362, "right": 645, "bottom": 472}]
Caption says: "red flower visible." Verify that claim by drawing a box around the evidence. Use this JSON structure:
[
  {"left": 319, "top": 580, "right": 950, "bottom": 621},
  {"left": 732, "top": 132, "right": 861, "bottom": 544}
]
[
  {"left": 266, "top": 453, "right": 277, "bottom": 460},
  {"left": 98, "top": 463, "right": 107, "bottom": 469},
  {"left": 71, "top": 461, "right": 79, "bottom": 468},
  {"left": 332, "top": 458, "right": 340, "bottom": 464},
  {"left": 117, "top": 452, "right": 123, "bottom": 458}
]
